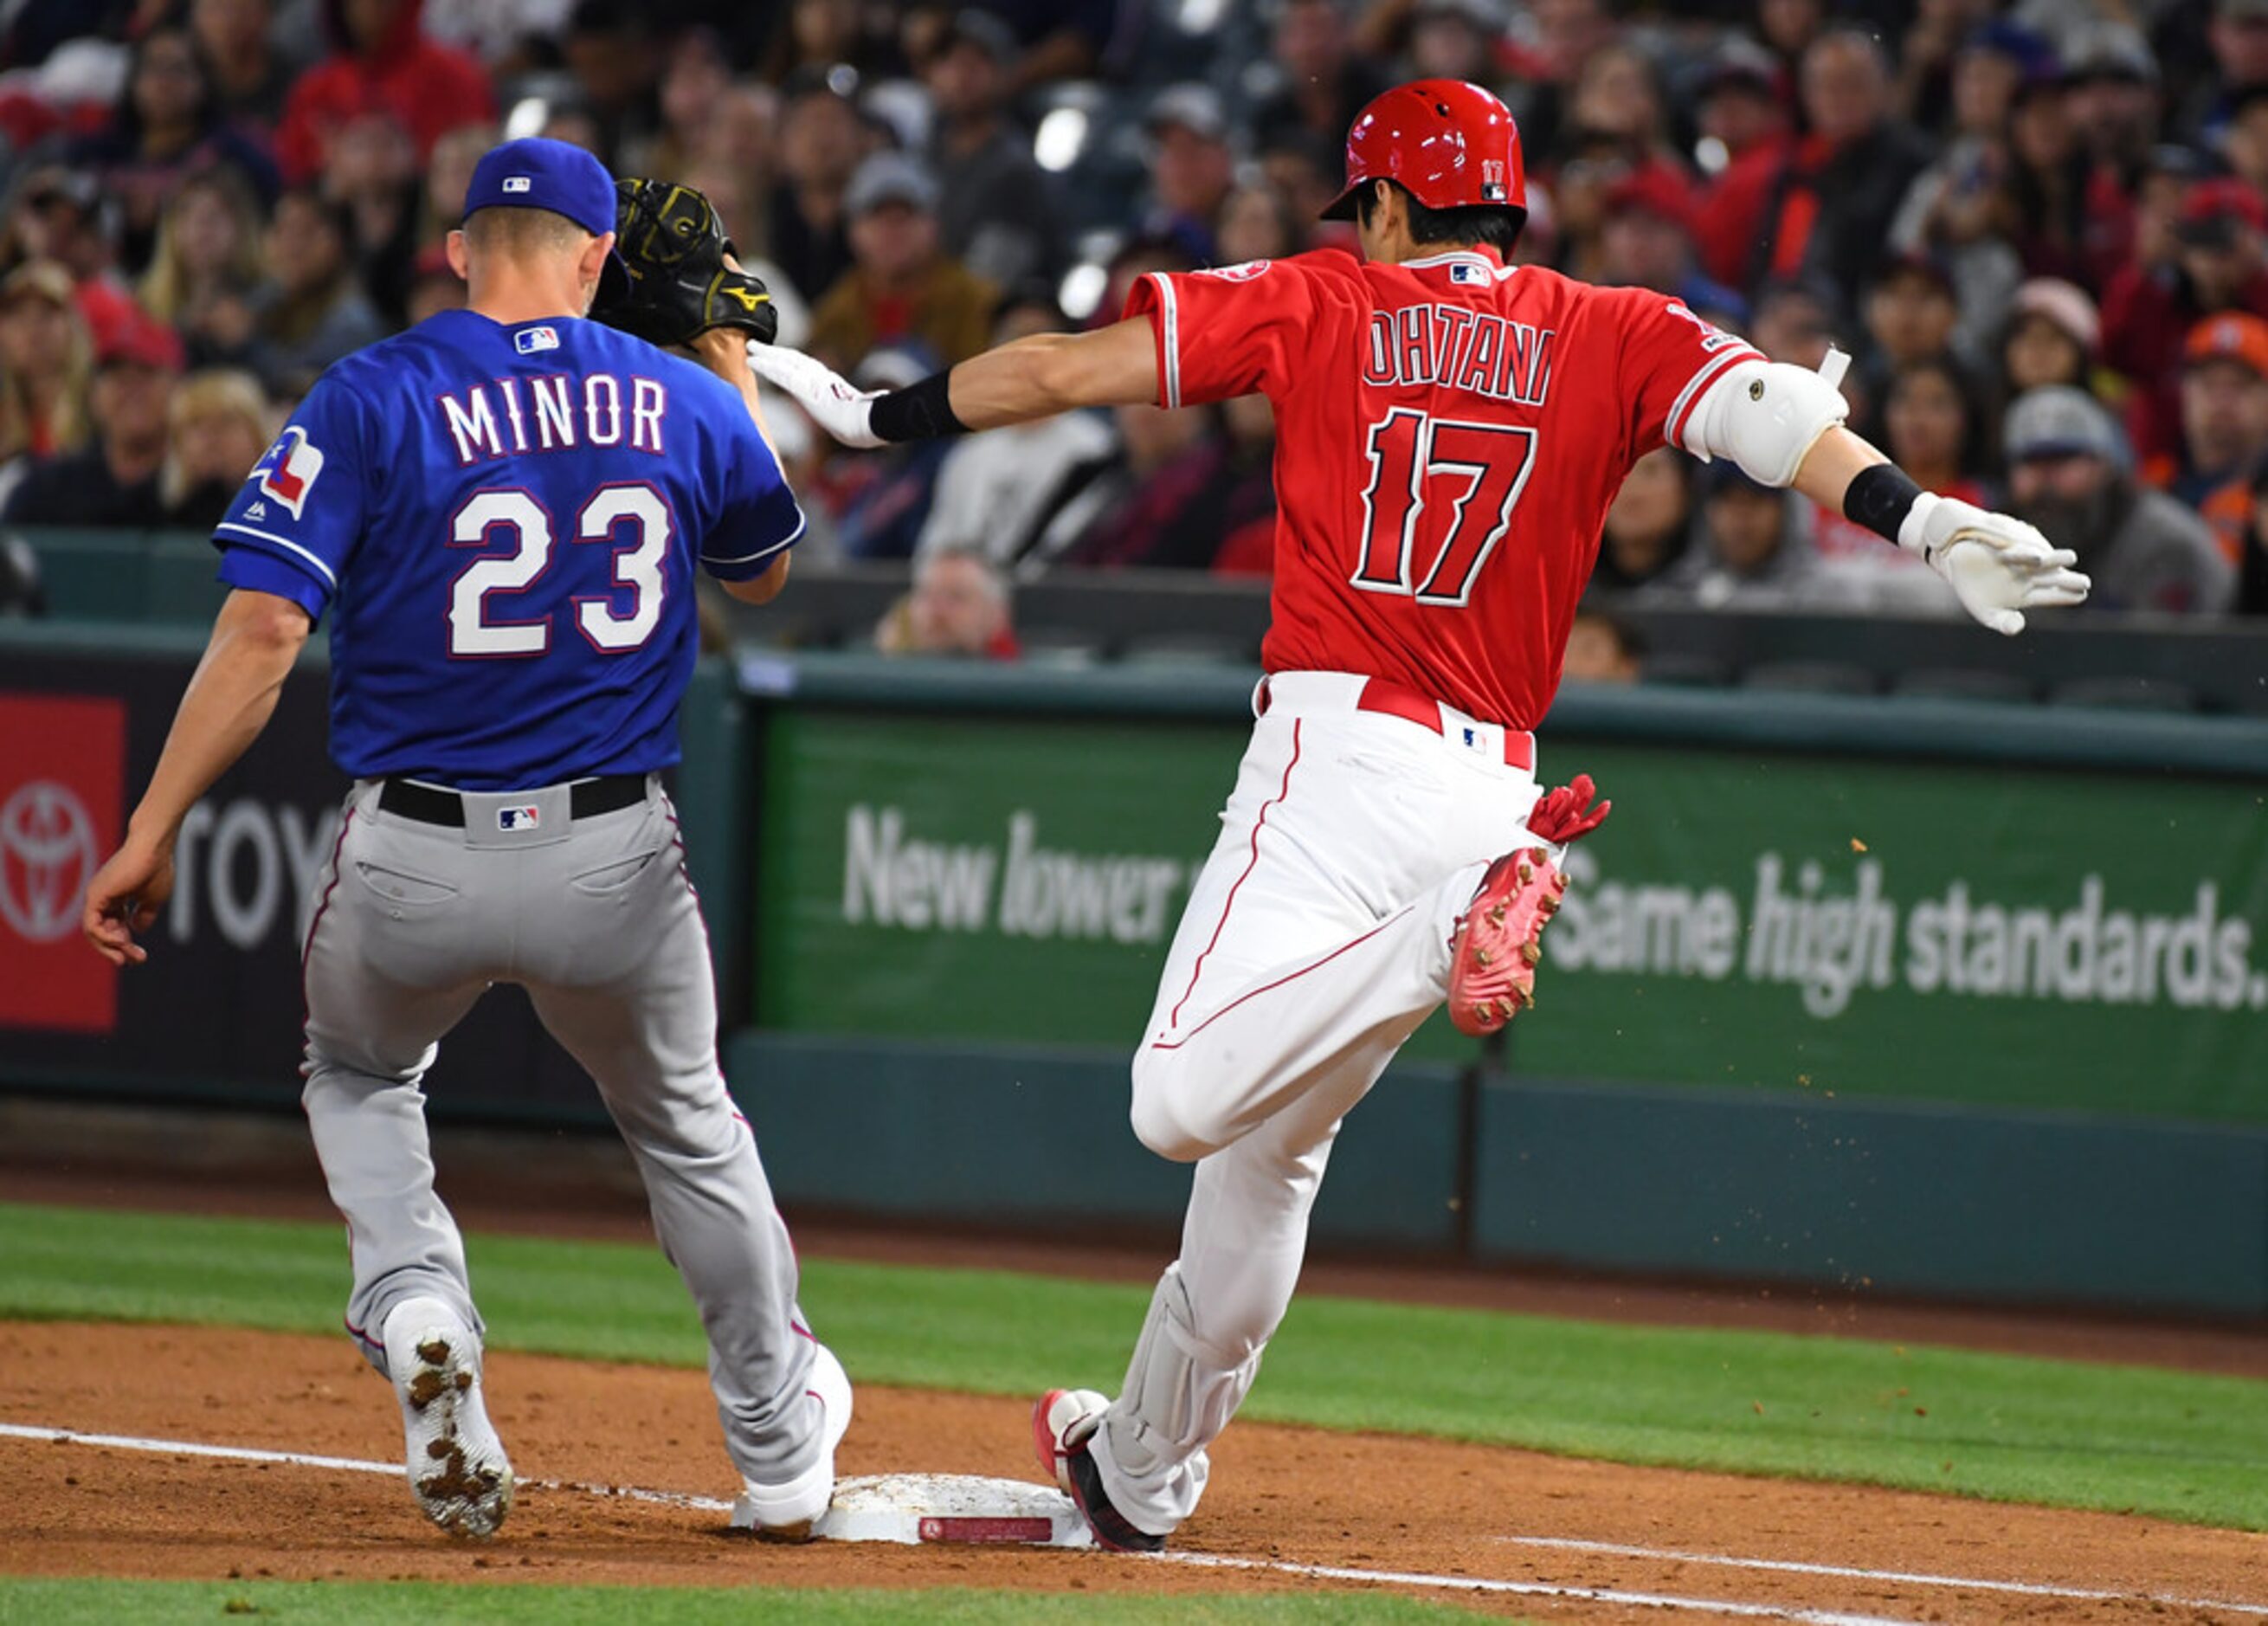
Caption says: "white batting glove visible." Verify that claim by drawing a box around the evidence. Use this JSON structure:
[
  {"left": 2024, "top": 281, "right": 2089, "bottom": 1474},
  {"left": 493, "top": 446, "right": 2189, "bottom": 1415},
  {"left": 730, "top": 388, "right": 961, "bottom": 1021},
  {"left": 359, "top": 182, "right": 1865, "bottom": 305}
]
[
  {"left": 1898, "top": 494, "right": 2092, "bottom": 636},
  {"left": 742, "top": 341, "right": 884, "bottom": 449}
]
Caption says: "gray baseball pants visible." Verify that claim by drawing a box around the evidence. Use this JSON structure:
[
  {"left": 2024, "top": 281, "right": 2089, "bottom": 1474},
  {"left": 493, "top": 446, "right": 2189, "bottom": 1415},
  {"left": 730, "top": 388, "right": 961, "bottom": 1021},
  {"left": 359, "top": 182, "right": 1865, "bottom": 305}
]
[{"left": 300, "top": 774, "right": 821, "bottom": 1487}]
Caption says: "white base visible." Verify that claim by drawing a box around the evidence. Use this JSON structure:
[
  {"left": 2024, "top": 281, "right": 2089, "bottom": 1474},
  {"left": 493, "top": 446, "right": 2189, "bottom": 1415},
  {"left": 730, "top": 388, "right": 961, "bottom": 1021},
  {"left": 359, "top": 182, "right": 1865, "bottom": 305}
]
[{"left": 813, "top": 1474, "right": 1094, "bottom": 1547}]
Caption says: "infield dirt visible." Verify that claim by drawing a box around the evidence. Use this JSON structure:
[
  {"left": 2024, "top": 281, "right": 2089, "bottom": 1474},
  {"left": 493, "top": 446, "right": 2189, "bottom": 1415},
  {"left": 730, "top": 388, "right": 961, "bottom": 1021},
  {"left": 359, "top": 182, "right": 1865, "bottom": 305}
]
[{"left": 4, "top": 1319, "right": 2268, "bottom": 1623}]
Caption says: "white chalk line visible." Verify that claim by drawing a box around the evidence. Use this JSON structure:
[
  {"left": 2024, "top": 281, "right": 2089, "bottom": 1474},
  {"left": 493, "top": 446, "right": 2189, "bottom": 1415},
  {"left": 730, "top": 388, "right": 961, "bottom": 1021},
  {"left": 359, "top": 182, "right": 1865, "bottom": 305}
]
[
  {"left": 1495, "top": 1533, "right": 2268, "bottom": 1619},
  {"left": 3, "top": 1422, "right": 2252, "bottom": 1622}
]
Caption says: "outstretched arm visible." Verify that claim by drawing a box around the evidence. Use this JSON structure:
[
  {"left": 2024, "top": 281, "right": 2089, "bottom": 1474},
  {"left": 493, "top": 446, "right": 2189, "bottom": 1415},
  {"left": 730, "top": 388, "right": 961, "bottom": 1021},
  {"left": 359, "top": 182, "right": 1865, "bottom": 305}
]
[
  {"left": 1690, "top": 350, "right": 2091, "bottom": 635},
  {"left": 744, "top": 317, "right": 1161, "bottom": 448}
]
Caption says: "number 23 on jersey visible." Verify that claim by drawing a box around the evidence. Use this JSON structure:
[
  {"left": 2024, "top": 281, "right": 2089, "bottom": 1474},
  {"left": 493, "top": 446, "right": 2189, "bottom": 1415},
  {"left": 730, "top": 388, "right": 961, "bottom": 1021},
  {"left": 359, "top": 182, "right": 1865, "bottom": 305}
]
[{"left": 448, "top": 483, "right": 673, "bottom": 657}]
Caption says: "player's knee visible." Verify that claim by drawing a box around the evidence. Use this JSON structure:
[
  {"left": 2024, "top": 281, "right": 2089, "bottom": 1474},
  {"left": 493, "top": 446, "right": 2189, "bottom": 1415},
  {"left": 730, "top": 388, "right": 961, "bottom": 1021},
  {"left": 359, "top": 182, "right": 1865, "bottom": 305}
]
[{"left": 1128, "top": 1060, "right": 1217, "bottom": 1164}]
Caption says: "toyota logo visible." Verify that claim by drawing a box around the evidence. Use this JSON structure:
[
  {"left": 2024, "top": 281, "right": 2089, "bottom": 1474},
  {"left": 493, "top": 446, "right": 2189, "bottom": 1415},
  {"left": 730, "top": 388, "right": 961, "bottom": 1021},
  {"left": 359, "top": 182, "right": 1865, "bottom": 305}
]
[{"left": 0, "top": 779, "right": 100, "bottom": 943}]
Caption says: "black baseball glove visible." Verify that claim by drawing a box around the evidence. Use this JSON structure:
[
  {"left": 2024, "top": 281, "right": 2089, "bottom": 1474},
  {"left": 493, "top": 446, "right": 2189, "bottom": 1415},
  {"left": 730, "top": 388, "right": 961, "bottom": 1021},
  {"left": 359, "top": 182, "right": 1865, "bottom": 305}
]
[{"left": 593, "top": 178, "right": 778, "bottom": 348}]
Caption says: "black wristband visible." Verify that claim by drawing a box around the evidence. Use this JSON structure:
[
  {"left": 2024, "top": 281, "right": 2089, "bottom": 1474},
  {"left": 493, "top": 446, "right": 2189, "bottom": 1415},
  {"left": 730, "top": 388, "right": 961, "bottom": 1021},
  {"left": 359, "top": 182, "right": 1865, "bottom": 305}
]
[
  {"left": 1844, "top": 462, "right": 1924, "bottom": 545},
  {"left": 868, "top": 369, "right": 968, "bottom": 443}
]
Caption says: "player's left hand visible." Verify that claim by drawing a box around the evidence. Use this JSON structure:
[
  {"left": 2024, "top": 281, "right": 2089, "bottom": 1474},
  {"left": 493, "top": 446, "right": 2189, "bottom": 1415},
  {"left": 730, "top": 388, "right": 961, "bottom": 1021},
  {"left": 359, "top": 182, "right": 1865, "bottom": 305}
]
[
  {"left": 742, "top": 344, "right": 886, "bottom": 449},
  {"left": 81, "top": 833, "right": 176, "bottom": 966},
  {"left": 1906, "top": 496, "right": 2091, "bottom": 636},
  {"left": 592, "top": 178, "right": 779, "bottom": 350},
  {"left": 1528, "top": 773, "right": 1610, "bottom": 846}
]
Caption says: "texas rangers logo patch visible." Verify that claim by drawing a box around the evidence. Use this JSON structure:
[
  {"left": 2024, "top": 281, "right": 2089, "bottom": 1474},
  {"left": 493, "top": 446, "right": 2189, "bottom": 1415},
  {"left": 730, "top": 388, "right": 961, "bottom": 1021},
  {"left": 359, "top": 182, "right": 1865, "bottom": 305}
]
[
  {"left": 515, "top": 325, "right": 559, "bottom": 354},
  {"left": 496, "top": 805, "right": 540, "bottom": 831},
  {"left": 251, "top": 427, "right": 324, "bottom": 519}
]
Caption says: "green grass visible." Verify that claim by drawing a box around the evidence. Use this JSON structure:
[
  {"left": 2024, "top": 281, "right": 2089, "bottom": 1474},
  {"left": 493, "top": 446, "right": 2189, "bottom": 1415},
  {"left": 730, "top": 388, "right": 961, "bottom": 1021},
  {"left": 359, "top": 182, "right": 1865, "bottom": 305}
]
[
  {"left": 3, "top": 1200, "right": 2266, "bottom": 1530},
  {"left": 0, "top": 1578, "right": 1484, "bottom": 1624}
]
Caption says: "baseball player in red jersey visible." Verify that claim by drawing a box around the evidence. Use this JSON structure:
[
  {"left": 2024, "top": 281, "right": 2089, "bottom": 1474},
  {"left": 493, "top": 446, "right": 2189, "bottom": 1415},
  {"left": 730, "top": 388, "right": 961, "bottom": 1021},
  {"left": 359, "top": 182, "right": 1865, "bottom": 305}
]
[{"left": 751, "top": 81, "right": 2089, "bottom": 1551}]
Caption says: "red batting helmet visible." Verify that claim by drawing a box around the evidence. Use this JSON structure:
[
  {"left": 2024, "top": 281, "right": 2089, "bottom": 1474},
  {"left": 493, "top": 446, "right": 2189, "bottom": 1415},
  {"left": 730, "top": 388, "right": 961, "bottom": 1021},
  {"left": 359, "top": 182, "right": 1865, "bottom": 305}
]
[{"left": 1321, "top": 78, "right": 1526, "bottom": 226}]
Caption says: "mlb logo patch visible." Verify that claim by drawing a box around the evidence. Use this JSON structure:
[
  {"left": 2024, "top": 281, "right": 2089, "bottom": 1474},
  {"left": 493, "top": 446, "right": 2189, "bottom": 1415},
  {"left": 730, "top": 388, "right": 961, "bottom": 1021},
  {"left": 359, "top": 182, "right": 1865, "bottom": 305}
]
[
  {"left": 515, "top": 326, "right": 560, "bottom": 354},
  {"left": 1450, "top": 261, "right": 1485, "bottom": 284},
  {"left": 252, "top": 427, "right": 324, "bottom": 519},
  {"left": 496, "top": 805, "right": 541, "bottom": 831},
  {"left": 503, "top": 176, "right": 532, "bottom": 194}
]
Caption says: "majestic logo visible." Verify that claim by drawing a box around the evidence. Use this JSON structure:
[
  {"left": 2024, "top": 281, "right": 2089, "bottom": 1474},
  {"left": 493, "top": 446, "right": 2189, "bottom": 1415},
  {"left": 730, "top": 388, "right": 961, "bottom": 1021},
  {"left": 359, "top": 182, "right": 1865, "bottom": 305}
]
[
  {"left": 497, "top": 805, "right": 540, "bottom": 831},
  {"left": 1200, "top": 259, "right": 1272, "bottom": 282},
  {"left": 243, "top": 500, "right": 268, "bottom": 520},
  {"left": 502, "top": 176, "right": 532, "bottom": 194},
  {"left": 0, "top": 780, "right": 98, "bottom": 944},
  {"left": 252, "top": 427, "right": 325, "bottom": 519},
  {"left": 515, "top": 326, "right": 559, "bottom": 354}
]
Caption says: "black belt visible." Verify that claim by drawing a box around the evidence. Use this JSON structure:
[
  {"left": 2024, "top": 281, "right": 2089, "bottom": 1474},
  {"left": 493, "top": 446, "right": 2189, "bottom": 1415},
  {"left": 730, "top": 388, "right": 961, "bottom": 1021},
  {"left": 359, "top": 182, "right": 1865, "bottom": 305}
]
[{"left": 377, "top": 774, "right": 646, "bottom": 828}]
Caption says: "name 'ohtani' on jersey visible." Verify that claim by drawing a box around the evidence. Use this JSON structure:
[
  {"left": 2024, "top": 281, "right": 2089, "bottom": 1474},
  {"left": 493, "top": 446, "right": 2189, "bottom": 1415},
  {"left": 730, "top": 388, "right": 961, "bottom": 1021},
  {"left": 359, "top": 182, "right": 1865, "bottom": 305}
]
[
  {"left": 436, "top": 372, "right": 669, "bottom": 466},
  {"left": 1361, "top": 303, "right": 1556, "bottom": 406}
]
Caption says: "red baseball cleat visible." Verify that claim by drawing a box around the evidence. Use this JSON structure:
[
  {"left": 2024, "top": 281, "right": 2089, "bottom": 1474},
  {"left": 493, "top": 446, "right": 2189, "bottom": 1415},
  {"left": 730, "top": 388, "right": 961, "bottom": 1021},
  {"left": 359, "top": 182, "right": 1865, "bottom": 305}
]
[{"left": 1446, "top": 847, "right": 1566, "bottom": 1036}]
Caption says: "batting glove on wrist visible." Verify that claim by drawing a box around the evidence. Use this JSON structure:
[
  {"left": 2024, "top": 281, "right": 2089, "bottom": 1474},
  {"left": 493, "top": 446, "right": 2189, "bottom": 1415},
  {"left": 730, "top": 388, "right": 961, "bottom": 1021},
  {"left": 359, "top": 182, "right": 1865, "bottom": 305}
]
[
  {"left": 1898, "top": 494, "right": 2092, "bottom": 636},
  {"left": 742, "top": 343, "right": 884, "bottom": 449}
]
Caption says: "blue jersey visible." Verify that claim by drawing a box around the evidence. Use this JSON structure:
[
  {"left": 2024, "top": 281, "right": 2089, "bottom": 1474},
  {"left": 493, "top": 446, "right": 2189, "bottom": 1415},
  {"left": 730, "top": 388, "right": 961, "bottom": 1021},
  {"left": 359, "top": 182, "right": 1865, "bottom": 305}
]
[{"left": 213, "top": 309, "right": 803, "bottom": 790}]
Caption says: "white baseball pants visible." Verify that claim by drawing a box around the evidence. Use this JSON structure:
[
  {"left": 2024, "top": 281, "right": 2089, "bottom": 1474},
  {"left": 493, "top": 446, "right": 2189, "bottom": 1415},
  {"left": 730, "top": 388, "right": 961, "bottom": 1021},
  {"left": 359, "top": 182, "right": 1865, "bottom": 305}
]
[{"left": 1089, "top": 671, "right": 1546, "bottom": 1537}]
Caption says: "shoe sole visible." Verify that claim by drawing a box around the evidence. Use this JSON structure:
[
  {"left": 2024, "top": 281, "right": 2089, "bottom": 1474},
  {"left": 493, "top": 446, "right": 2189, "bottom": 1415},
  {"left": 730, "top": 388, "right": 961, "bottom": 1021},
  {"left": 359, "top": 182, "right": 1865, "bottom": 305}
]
[
  {"left": 1446, "top": 847, "right": 1565, "bottom": 1036},
  {"left": 396, "top": 1327, "right": 512, "bottom": 1539}
]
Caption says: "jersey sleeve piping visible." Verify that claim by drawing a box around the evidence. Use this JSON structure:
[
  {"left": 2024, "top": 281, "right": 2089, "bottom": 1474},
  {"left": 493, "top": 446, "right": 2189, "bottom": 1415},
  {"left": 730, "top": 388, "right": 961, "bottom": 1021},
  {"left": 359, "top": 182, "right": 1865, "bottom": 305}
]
[
  {"left": 1665, "top": 343, "right": 1765, "bottom": 454},
  {"left": 1145, "top": 271, "right": 1182, "bottom": 410},
  {"left": 701, "top": 506, "right": 806, "bottom": 575},
  {"left": 213, "top": 520, "right": 340, "bottom": 586}
]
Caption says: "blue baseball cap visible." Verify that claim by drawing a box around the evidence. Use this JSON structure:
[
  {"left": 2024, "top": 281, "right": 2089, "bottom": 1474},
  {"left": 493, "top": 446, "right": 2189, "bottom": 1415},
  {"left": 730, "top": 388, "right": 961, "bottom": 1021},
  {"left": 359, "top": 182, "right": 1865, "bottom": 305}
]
[{"left": 463, "top": 137, "right": 616, "bottom": 238}]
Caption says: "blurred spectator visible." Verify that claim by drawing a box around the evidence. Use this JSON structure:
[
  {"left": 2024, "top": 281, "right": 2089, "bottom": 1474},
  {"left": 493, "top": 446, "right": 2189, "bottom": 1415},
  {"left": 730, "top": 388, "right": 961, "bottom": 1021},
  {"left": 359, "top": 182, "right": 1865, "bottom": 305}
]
[
  {"left": 3, "top": 313, "right": 184, "bottom": 529},
  {"left": 1145, "top": 85, "right": 1236, "bottom": 264},
  {"left": 809, "top": 153, "right": 995, "bottom": 373},
  {"left": 1996, "top": 54, "right": 2091, "bottom": 287},
  {"left": 1643, "top": 463, "right": 1819, "bottom": 610},
  {"left": 2178, "top": 0, "right": 2268, "bottom": 145},
  {"left": 1402, "top": 0, "right": 1506, "bottom": 85},
  {"left": 1560, "top": 609, "right": 1642, "bottom": 683},
  {"left": 1258, "top": 128, "right": 1345, "bottom": 235},
  {"left": 324, "top": 113, "right": 421, "bottom": 323},
  {"left": 2000, "top": 276, "right": 2098, "bottom": 396},
  {"left": 1202, "top": 392, "right": 1282, "bottom": 579},
  {"left": 275, "top": 0, "right": 496, "bottom": 185},
  {"left": 922, "top": 10, "right": 1060, "bottom": 290},
  {"left": 1693, "top": 37, "right": 1792, "bottom": 174},
  {"left": 1097, "top": 231, "right": 1198, "bottom": 335},
  {"left": 1883, "top": 355, "right": 1994, "bottom": 506},
  {"left": 683, "top": 81, "right": 780, "bottom": 255},
  {"left": 1597, "top": 169, "right": 1691, "bottom": 296},
  {"left": 2003, "top": 385, "right": 2233, "bottom": 614},
  {"left": 1591, "top": 446, "right": 1692, "bottom": 590},
  {"left": 1254, "top": 0, "right": 1389, "bottom": 152},
  {"left": 2104, "top": 177, "right": 2268, "bottom": 467},
  {"left": 422, "top": 0, "right": 576, "bottom": 64},
  {"left": 918, "top": 293, "right": 1116, "bottom": 568},
  {"left": 562, "top": 0, "right": 665, "bottom": 160},
  {"left": 0, "top": 263, "right": 93, "bottom": 466},
  {"left": 1567, "top": 42, "right": 1677, "bottom": 161},
  {"left": 1750, "top": 274, "right": 1841, "bottom": 369},
  {"left": 2166, "top": 313, "right": 2268, "bottom": 558},
  {"left": 630, "top": 27, "right": 731, "bottom": 181},
  {"left": 420, "top": 124, "right": 495, "bottom": 246},
  {"left": 1892, "top": 0, "right": 1995, "bottom": 132},
  {"left": 2219, "top": 83, "right": 2268, "bottom": 193},
  {"left": 247, "top": 186, "right": 388, "bottom": 398},
  {"left": 1053, "top": 402, "right": 1228, "bottom": 569},
  {"left": 404, "top": 243, "right": 463, "bottom": 324},
  {"left": 140, "top": 169, "right": 266, "bottom": 371},
  {"left": 2062, "top": 21, "right": 2160, "bottom": 285},
  {"left": 876, "top": 545, "right": 1019, "bottom": 658},
  {"left": 1860, "top": 252, "right": 1964, "bottom": 396},
  {"left": 71, "top": 25, "right": 280, "bottom": 274},
  {"left": 1701, "top": 30, "right": 1931, "bottom": 296},
  {"left": 770, "top": 73, "right": 870, "bottom": 311},
  {"left": 830, "top": 345, "right": 954, "bottom": 560},
  {"left": 2242, "top": 452, "right": 2268, "bottom": 613},
  {"left": 194, "top": 0, "right": 297, "bottom": 130},
  {"left": 3, "top": 166, "right": 142, "bottom": 352},
  {"left": 161, "top": 369, "right": 272, "bottom": 528},
  {"left": 1215, "top": 183, "right": 1308, "bottom": 267}
]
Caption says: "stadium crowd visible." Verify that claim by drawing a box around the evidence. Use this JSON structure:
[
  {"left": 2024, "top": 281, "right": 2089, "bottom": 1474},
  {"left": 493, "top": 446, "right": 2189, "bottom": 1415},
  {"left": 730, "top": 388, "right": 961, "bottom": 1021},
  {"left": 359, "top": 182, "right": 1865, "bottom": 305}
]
[{"left": 0, "top": 0, "right": 2263, "bottom": 630}]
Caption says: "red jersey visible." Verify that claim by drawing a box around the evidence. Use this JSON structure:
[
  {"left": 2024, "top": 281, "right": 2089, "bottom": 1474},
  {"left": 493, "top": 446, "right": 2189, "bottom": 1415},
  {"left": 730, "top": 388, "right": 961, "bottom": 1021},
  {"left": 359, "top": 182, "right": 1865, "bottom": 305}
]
[{"left": 1125, "top": 250, "right": 1762, "bottom": 730}]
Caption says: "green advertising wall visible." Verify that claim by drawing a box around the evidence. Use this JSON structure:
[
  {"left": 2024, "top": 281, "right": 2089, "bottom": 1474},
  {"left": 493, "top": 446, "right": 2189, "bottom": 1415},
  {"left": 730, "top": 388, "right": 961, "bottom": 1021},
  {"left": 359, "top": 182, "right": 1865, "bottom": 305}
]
[
  {"left": 751, "top": 687, "right": 2268, "bottom": 1126},
  {"left": 729, "top": 655, "right": 2268, "bottom": 1313}
]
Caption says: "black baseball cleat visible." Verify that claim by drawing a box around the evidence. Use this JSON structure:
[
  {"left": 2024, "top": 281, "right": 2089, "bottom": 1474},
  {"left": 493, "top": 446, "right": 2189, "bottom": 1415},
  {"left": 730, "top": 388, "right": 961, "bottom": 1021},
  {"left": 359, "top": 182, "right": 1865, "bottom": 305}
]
[{"left": 1033, "top": 1388, "right": 1168, "bottom": 1554}]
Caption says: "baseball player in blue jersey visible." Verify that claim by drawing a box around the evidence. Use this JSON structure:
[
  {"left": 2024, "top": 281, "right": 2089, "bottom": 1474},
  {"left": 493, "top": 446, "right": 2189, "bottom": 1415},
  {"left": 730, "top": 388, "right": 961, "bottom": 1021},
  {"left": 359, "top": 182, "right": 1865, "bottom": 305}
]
[{"left": 81, "top": 139, "right": 847, "bottom": 1541}]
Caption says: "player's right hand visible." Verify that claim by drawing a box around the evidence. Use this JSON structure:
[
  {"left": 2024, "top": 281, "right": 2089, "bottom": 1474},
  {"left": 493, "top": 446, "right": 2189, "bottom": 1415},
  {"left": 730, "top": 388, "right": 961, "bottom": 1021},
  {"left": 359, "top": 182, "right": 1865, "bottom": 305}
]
[
  {"left": 1905, "top": 495, "right": 2092, "bottom": 636},
  {"left": 82, "top": 834, "right": 176, "bottom": 966},
  {"left": 741, "top": 344, "right": 886, "bottom": 449}
]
